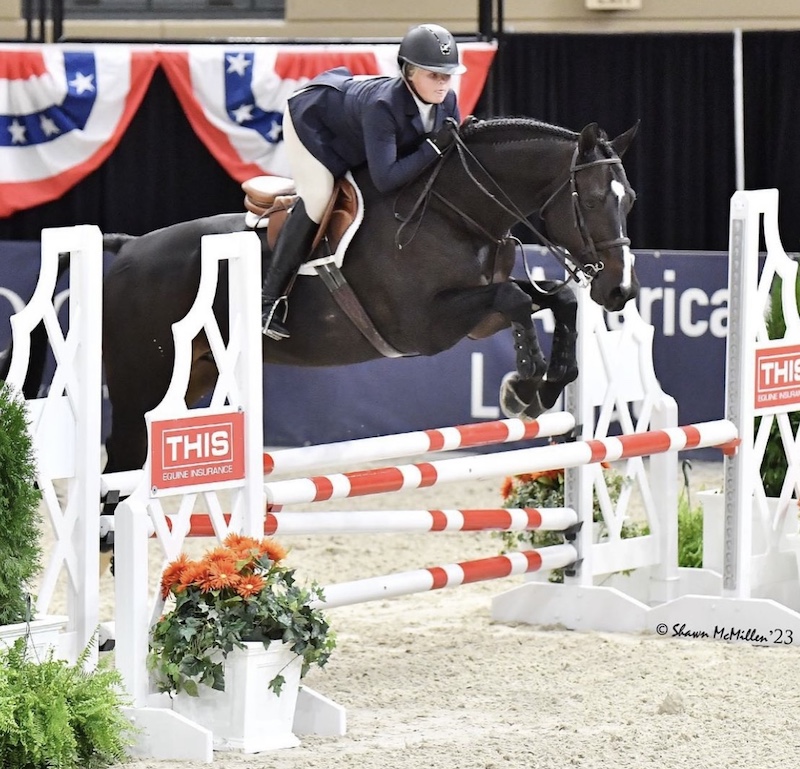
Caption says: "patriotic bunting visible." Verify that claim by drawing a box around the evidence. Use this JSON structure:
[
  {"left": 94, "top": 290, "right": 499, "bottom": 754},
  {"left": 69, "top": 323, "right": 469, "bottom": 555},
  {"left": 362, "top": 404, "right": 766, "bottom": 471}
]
[
  {"left": 0, "top": 42, "right": 496, "bottom": 216},
  {"left": 0, "top": 45, "right": 158, "bottom": 217}
]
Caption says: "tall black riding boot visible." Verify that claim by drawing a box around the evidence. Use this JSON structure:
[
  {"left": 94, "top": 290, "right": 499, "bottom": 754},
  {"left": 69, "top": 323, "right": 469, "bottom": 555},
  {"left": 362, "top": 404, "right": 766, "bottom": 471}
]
[{"left": 261, "top": 199, "right": 318, "bottom": 340}]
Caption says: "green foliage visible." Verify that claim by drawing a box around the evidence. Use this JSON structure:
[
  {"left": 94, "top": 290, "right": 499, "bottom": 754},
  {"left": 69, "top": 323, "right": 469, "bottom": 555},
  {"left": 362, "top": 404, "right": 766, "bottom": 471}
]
[
  {"left": 760, "top": 275, "right": 800, "bottom": 497},
  {"left": 496, "top": 467, "right": 646, "bottom": 582},
  {"left": 148, "top": 534, "right": 336, "bottom": 697},
  {"left": 0, "top": 384, "right": 43, "bottom": 625},
  {"left": 0, "top": 638, "right": 134, "bottom": 768},
  {"left": 675, "top": 490, "right": 704, "bottom": 568},
  {"left": 497, "top": 465, "right": 710, "bottom": 573}
]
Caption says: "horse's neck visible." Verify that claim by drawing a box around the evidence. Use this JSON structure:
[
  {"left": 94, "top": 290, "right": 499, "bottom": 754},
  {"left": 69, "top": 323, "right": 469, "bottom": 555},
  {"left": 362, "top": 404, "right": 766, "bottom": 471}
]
[{"left": 445, "top": 138, "right": 575, "bottom": 236}]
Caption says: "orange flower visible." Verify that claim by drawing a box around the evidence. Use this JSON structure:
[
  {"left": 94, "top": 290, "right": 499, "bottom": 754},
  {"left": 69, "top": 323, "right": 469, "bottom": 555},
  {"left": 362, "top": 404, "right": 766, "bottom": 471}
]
[
  {"left": 200, "top": 560, "right": 242, "bottom": 592},
  {"left": 202, "top": 547, "right": 239, "bottom": 581},
  {"left": 236, "top": 573, "right": 265, "bottom": 598},
  {"left": 500, "top": 476, "right": 514, "bottom": 499},
  {"left": 160, "top": 553, "right": 193, "bottom": 599},
  {"left": 202, "top": 547, "right": 240, "bottom": 568},
  {"left": 259, "top": 538, "right": 287, "bottom": 563},
  {"left": 223, "top": 533, "right": 262, "bottom": 553},
  {"left": 177, "top": 562, "right": 207, "bottom": 592},
  {"left": 540, "top": 468, "right": 563, "bottom": 482}
]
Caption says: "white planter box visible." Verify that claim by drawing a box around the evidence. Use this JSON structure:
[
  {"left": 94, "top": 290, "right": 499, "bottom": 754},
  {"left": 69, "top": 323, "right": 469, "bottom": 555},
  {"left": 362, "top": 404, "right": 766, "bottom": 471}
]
[
  {"left": 171, "top": 641, "right": 303, "bottom": 753},
  {"left": 700, "top": 489, "right": 799, "bottom": 572},
  {"left": 0, "top": 615, "right": 68, "bottom": 659}
]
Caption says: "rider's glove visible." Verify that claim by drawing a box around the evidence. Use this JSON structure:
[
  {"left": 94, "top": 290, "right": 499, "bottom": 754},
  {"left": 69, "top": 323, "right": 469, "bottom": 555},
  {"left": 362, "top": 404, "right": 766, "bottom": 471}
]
[{"left": 427, "top": 117, "right": 459, "bottom": 155}]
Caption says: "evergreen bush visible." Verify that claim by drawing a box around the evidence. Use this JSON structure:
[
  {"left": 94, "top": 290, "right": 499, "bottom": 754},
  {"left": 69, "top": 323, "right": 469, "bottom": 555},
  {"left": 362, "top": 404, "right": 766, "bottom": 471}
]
[{"left": 0, "top": 384, "right": 43, "bottom": 625}]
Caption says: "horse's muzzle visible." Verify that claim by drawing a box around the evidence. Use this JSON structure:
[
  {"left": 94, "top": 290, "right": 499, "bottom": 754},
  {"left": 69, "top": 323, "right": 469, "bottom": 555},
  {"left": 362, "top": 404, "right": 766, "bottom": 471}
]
[{"left": 594, "top": 277, "right": 639, "bottom": 312}]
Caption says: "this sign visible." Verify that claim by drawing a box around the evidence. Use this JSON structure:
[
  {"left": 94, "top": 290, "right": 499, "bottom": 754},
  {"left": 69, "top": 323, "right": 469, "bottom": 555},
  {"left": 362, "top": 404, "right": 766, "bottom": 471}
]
[
  {"left": 150, "top": 410, "right": 245, "bottom": 493},
  {"left": 754, "top": 343, "right": 800, "bottom": 412}
]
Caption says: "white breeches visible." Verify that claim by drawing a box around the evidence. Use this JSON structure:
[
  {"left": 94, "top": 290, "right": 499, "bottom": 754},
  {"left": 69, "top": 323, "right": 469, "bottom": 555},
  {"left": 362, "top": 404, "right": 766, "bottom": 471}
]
[{"left": 282, "top": 108, "right": 335, "bottom": 224}]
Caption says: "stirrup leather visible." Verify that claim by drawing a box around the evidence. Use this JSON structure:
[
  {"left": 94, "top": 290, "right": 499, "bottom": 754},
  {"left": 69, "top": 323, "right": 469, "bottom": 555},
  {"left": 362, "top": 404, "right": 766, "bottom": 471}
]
[{"left": 262, "top": 296, "right": 290, "bottom": 340}]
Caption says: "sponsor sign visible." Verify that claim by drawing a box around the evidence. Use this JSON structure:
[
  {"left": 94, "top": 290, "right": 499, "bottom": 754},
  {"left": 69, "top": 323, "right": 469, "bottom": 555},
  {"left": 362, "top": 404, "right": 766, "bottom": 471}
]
[
  {"left": 754, "top": 343, "right": 800, "bottom": 412},
  {"left": 150, "top": 410, "right": 245, "bottom": 493}
]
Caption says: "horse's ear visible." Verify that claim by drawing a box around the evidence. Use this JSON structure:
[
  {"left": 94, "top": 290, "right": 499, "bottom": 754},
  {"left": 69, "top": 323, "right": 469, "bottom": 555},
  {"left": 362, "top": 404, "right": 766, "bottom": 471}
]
[
  {"left": 578, "top": 123, "right": 600, "bottom": 155},
  {"left": 610, "top": 120, "right": 640, "bottom": 158}
]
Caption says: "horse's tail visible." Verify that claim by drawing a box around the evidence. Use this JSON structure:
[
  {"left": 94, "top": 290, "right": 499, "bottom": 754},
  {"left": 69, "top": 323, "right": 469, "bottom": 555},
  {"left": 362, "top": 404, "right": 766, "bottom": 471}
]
[
  {"left": 103, "top": 232, "right": 137, "bottom": 254},
  {"left": 0, "top": 251, "right": 71, "bottom": 399}
]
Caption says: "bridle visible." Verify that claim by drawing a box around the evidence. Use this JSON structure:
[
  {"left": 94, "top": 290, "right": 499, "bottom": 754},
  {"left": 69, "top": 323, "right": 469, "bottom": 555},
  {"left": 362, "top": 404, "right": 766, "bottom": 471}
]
[
  {"left": 538, "top": 148, "right": 631, "bottom": 277},
  {"left": 394, "top": 124, "right": 631, "bottom": 292}
]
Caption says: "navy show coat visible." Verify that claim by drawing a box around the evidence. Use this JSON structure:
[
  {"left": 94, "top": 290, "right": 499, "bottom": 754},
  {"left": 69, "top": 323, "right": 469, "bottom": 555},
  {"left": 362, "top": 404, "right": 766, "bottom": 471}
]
[{"left": 287, "top": 67, "right": 461, "bottom": 194}]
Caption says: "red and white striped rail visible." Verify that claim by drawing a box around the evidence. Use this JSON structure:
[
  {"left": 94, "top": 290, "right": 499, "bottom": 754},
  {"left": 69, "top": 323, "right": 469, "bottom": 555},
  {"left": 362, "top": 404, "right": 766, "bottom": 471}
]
[
  {"left": 312, "top": 544, "right": 578, "bottom": 609},
  {"left": 262, "top": 412, "right": 575, "bottom": 475},
  {"left": 99, "top": 507, "right": 577, "bottom": 538},
  {"left": 264, "top": 419, "right": 738, "bottom": 507}
]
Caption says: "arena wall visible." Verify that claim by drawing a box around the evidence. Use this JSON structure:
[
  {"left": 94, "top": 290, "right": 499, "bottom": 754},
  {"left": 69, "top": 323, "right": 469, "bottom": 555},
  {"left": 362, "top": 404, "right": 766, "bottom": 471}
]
[{"left": 5, "top": 0, "right": 800, "bottom": 42}]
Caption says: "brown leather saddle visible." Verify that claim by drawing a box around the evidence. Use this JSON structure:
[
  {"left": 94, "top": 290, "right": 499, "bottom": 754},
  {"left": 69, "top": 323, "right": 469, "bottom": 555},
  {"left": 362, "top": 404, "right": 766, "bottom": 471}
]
[
  {"left": 242, "top": 175, "right": 358, "bottom": 255},
  {"left": 241, "top": 175, "right": 405, "bottom": 357}
]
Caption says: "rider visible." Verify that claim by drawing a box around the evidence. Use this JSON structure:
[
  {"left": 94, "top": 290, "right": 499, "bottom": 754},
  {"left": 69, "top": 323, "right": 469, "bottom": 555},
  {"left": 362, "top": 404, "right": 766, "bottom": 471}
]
[{"left": 261, "top": 23, "right": 467, "bottom": 339}]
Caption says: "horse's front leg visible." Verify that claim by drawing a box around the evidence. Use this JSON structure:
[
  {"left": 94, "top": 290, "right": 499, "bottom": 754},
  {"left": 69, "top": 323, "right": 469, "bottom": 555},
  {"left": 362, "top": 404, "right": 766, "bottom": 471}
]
[
  {"left": 493, "top": 282, "right": 547, "bottom": 382},
  {"left": 530, "top": 280, "right": 579, "bottom": 409},
  {"left": 499, "top": 280, "right": 579, "bottom": 419},
  {"left": 428, "top": 282, "right": 546, "bottom": 382}
]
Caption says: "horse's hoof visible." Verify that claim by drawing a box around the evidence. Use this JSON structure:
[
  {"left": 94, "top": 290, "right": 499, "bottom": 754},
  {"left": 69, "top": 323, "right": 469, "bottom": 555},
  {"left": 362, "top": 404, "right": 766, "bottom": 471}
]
[{"left": 499, "top": 371, "right": 546, "bottom": 420}]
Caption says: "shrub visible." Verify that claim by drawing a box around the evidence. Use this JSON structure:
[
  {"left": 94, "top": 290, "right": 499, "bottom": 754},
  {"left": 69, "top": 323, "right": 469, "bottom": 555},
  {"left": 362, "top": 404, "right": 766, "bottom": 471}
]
[
  {"left": 0, "top": 638, "right": 134, "bottom": 768},
  {"left": 0, "top": 384, "right": 43, "bottom": 625}
]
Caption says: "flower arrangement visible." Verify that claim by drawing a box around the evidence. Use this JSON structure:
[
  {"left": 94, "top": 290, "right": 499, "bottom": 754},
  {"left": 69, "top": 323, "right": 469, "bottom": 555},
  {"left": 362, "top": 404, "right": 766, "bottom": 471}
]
[
  {"left": 497, "top": 464, "right": 645, "bottom": 582},
  {"left": 148, "top": 534, "right": 335, "bottom": 697}
]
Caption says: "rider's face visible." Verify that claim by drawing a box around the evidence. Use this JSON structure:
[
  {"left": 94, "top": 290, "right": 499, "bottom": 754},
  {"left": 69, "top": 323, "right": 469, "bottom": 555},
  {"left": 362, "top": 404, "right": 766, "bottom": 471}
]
[{"left": 408, "top": 69, "right": 452, "bottom": 104}]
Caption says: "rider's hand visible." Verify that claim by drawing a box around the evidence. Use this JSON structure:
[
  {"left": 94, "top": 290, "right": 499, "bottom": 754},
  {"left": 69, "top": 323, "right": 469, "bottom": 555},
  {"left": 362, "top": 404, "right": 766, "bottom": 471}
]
[{"left": 431, "top": 117, "right": 459, "bottom": 154}]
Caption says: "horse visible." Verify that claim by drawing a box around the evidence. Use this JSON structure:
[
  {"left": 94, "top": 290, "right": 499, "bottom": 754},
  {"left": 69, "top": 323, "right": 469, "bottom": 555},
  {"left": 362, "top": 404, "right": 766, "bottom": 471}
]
[{"left": 5, "top": 116, "right": 639, "bottom": 481}]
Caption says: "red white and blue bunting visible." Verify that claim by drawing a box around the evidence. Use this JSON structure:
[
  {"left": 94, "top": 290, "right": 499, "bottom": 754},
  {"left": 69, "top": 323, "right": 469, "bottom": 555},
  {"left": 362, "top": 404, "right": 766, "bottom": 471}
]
[{"left": 0, "top": 42, "right": 496, "bottom": 217}]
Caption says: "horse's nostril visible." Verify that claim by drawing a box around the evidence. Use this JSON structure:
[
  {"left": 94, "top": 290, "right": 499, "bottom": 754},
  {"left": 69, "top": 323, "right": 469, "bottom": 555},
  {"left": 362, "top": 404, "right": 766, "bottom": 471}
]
[{"left": 606, "top": 284, "right": 638, "bottom": 312}]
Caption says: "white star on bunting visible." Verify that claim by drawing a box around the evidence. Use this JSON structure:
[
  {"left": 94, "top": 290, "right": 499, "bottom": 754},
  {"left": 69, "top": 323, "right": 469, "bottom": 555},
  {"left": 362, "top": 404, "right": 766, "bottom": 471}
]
[
  {"left": 68, "top": 71, "right": 95, "bottom": 94},
  {"left": 232, "top": 103, "right": 254, "bottom": 124},
  {"left": 40, "top": 114, "right": 60, "bottom": 136},
  {"left": 226, "top": 53, "right": 251, "bottom": 76},
  {"left": 8, "top": 119, "right": 27, "bottom": 144}
]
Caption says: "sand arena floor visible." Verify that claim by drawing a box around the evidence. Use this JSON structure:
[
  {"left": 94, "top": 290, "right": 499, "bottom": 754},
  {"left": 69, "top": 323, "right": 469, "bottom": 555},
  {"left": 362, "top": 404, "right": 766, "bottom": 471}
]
[{"left": 41, "top": 457, "right": 800, "bottom": 769}]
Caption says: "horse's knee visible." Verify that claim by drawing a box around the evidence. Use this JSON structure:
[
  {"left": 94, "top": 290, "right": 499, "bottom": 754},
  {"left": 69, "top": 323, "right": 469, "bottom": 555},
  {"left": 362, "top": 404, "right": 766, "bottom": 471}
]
[{"left": 493, "top": 282, "right": 535, "bottom": 325}]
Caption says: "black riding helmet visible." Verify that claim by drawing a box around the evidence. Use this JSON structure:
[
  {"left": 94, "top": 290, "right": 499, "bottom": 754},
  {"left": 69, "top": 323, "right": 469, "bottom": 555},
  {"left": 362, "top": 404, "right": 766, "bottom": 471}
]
[{"left": 397, "top": 24, "right": 467, "bottom": 75}]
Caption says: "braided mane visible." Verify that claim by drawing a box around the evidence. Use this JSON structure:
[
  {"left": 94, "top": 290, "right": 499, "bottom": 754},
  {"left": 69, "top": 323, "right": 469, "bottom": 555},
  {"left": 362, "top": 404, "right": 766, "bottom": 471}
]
[{"left": 460, "top": 116, "right": 578, "bottom": 144}]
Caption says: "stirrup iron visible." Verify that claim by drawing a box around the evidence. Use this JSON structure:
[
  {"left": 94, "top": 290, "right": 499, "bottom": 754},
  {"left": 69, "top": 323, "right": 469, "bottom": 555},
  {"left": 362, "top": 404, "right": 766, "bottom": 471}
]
[{"left": 262, "top": 296, "right": 290, "bottom": 340}]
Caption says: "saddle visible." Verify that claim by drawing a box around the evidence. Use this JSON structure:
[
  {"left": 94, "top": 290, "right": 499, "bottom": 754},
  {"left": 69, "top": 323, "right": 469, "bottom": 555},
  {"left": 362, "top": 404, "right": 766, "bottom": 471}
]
[
  {"left": 242, "top": 175, "right": 359, "bottom": 260},
  {"left": 241, "top": 174, "right": 404, "bottom": 357}
]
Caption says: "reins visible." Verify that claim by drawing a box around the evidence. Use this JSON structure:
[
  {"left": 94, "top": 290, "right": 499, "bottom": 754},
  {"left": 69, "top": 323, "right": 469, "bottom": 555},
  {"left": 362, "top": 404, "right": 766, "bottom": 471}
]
[{"left": 393, "top": 122, "right": 629, "bottom": 294}]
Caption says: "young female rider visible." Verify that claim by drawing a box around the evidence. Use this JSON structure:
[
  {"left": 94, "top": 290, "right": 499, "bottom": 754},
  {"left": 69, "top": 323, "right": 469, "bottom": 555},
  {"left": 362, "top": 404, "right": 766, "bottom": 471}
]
[{"left": 261, "top": 23, "right": 467, "bottom": 339}]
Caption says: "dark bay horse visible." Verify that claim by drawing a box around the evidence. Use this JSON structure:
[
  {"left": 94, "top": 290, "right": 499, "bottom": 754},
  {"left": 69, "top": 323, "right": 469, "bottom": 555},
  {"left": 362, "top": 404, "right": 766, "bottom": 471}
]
[{"left": 10, "top": 117, "right": 640, "bottom": 478}]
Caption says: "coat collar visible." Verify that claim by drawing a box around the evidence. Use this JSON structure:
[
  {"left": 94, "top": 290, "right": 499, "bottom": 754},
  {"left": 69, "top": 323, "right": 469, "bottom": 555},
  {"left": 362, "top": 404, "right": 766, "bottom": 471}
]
[{"left": 400, "top": 77, "right": 442, "bottom": 133}]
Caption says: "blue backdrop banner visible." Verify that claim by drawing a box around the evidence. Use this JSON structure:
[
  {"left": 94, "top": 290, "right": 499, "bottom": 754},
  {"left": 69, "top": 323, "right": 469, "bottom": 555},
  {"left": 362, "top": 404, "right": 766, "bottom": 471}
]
[{"left": 0, "top": 242, "right": 728, "bottom": 450}]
